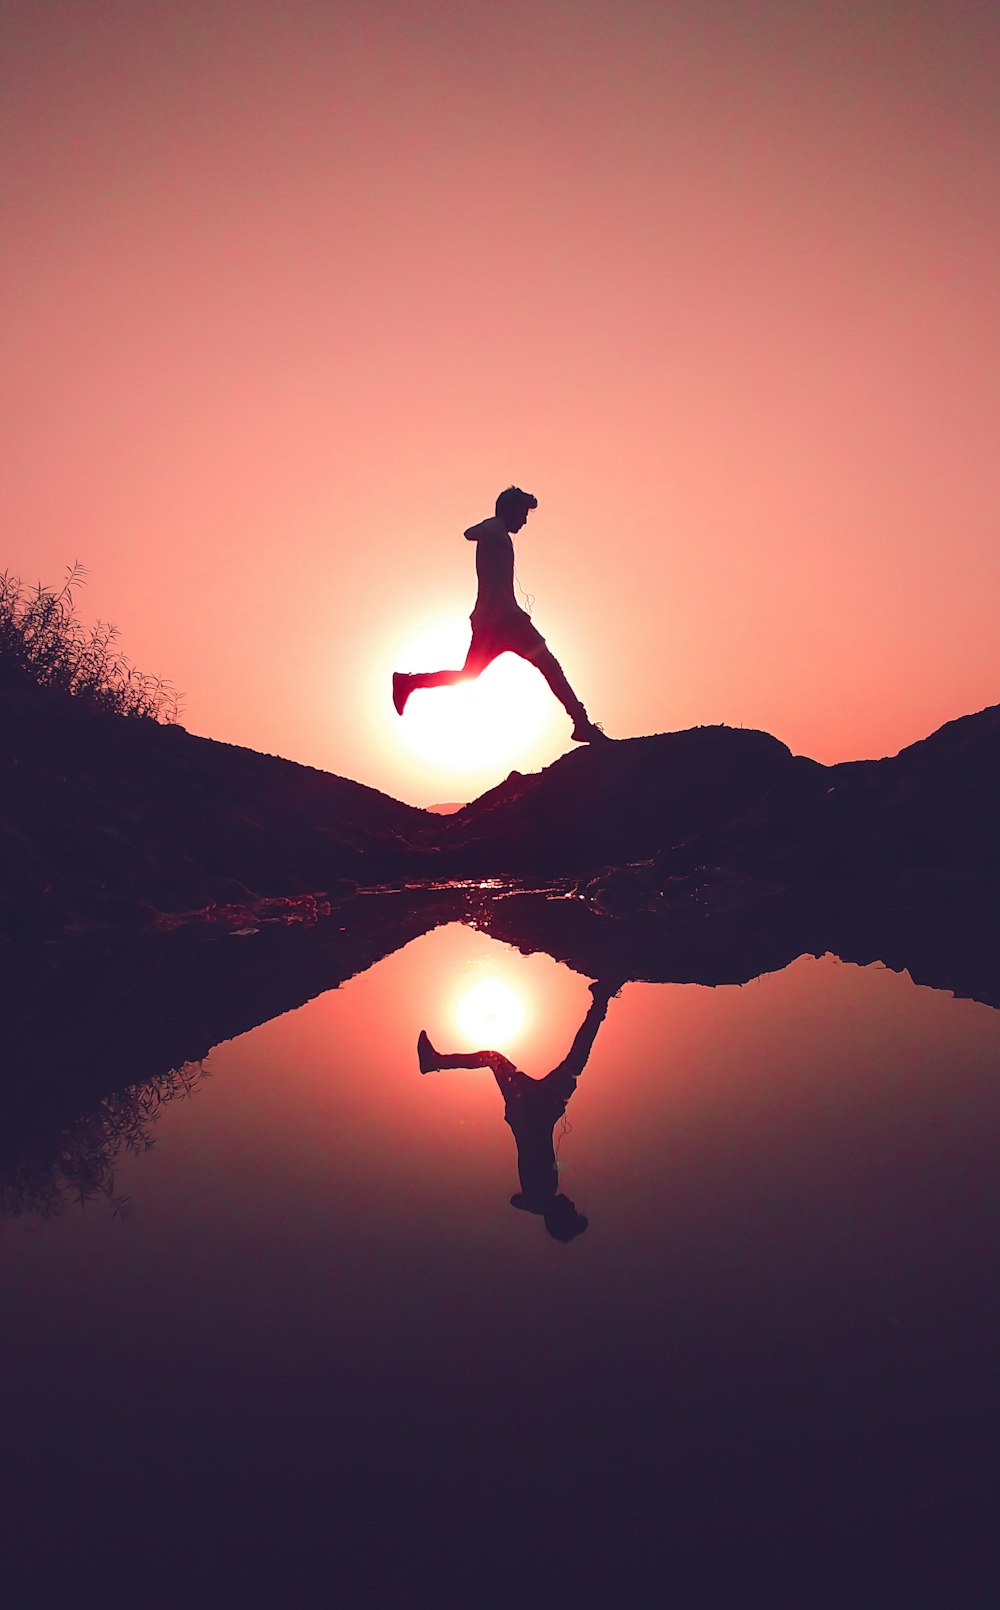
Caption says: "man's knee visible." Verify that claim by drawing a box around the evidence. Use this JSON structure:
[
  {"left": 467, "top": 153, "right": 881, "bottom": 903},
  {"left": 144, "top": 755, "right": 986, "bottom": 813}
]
[
  {"left": 534, "top": 648, "right": 571, "bottom": 690},
  {"left": 530, "top": 646, "right": 561, "bottom": 678},
  {"left": 462, "top": 648, "right": 492, "bottom": 679}
]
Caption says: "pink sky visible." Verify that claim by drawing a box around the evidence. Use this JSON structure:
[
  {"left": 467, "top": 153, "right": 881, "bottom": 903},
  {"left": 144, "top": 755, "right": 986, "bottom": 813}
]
[{"left": 3, "top": 0, "right": 997, "bottom": 803}]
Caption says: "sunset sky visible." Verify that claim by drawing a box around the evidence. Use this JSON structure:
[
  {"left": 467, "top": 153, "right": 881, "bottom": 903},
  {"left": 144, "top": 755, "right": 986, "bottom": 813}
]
[{"left": 3, "top": 0, "right": 997, "bottom": 805}]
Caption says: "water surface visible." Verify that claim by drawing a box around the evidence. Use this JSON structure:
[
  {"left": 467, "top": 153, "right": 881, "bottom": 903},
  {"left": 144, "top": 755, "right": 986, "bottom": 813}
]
[{"left": 3, "top": 917, "right": 999, "bottom": 1606}]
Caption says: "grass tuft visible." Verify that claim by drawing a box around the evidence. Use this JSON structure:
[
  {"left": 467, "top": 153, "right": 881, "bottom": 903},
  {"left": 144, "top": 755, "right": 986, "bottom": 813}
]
[{"left": 0, "top": 561, "right": 181, "bottom": 721}]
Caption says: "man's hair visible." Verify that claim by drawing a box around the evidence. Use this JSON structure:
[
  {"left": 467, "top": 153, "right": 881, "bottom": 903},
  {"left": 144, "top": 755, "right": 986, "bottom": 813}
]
[{"left": 495, "top": 486, "right": 538, "bottom": 524}]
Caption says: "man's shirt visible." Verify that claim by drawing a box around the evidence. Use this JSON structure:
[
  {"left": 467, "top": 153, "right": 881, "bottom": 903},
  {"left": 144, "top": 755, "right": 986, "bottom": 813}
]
[{"left": 464, "top": 516, "right": 519, "bottom": 624}]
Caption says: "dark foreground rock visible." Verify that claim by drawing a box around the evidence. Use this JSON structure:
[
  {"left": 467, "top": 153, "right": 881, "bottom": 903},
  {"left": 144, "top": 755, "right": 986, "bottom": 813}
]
[
  {"left": 445, "top": 724, "right": 821, "bottom": 875},
  {"left": 442, "top": 707, "right": 1000, "bottom": 889}
]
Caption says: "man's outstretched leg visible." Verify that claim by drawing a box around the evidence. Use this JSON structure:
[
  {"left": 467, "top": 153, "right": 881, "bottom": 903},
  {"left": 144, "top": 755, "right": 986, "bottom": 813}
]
[
  {"left": 393, "top": 667, "right": 466, "bottom": 715},
  {"left": 393, "top": 642, "right": 492, "bottom": 715},
  {"left": 417, "top": 1031, "right": 517, "bottom": 1082},
  {"left": 530, "top": 646, "right": 608, "bottom": 743}
]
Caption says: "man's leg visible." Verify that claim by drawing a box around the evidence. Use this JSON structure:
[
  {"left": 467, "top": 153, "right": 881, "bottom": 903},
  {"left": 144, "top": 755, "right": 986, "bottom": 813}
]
[
  {"left": 529, "top": 646, "right": 608, "bottom": 742},
  {"left": 394, "top": 639, "right": 493, "bottom": 714},
  {"left": 541, "top": 980, "right": 619, "bottom": 1101},
  {"left": 417, "top": 1031, "right": 517, "bottom": 1087}
]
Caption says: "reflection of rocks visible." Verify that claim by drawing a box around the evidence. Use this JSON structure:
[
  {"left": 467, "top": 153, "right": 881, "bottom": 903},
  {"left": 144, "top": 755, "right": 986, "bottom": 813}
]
[
  {"left": 581, "top": 862, "right": 784, "bottom": 919},
  {"left": 477, "top": 874, "right": 1000, "bottom": 1010},
  {"left": 478, "top": 875, "right": 813, "bottom": 988},
  {"left": 0, "top": 886, "right": 468, "bottom": 1199},
  {"left": 3, "top": 875, "right": 998, "bottom": 1220}
]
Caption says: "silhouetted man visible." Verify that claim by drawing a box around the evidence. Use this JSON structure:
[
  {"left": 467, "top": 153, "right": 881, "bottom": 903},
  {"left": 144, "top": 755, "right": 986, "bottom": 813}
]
[
  {"left": 417, "top": 979, "right": 622, "bottom": 1240},
  {"left": 392, "top": 486, "right": 607, "bottom": 743}
]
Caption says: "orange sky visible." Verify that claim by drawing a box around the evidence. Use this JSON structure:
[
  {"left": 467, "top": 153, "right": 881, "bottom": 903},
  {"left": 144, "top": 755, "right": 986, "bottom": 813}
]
[{"left": 3, "top": 0, "right": 998, "bottom": 804}]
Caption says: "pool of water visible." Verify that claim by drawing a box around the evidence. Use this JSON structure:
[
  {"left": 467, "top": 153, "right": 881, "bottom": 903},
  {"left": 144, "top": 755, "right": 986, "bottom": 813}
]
[{"left": 3, "top": 913, "right": 1000, "bottom": 1606}]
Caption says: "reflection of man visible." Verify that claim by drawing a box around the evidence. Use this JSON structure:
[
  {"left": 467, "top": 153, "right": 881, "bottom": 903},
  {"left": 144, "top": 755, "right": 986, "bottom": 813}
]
[
  {"left": 417, "top": 980, "right": 621, "bottom": 1241},
  {"left": 392, "top": 486, "right": 608, "bottom": 743}
]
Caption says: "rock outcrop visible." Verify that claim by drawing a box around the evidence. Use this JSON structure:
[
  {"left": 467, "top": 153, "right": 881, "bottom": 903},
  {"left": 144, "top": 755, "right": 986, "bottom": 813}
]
[{"left": 443, "top": 707, "right": 1000, "bottom": 890}]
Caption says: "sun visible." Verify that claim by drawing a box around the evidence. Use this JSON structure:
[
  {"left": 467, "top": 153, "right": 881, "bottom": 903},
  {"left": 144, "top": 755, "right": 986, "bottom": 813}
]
[
  {"left": 453, "top": 975, "right": 527, "bottom": 1049},
  {"left": 391, "top": 619, "right": 557, "bottom": 771}
]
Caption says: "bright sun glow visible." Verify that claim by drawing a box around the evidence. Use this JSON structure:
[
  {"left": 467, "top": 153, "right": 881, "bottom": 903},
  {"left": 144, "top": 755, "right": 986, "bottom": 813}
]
[
  {"left": 393, "top": 620, "right": 554, "bottom": 771},
  {"left": 453, "top": 976, "right": 527, "bottom": 1049}
]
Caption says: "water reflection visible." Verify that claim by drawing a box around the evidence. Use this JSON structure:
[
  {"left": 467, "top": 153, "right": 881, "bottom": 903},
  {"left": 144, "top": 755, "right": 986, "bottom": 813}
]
[
  {"left": 0, "top": 884, "right": 467, "bottom": 1221},
  {"left": 4, "top": 886, "right": 1000, "bottom": 1600},
  {"left": 3, "top": 873, "right": 1000, "bottom": 1226},
  {"left": 419, "top": 979, "right": 621, "bottom": 1239}
]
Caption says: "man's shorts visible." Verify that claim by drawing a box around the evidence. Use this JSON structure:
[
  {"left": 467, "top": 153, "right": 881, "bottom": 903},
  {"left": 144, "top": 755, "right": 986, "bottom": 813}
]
[{"left": 467, "top": 607, "right": 547, "bottom": 670}]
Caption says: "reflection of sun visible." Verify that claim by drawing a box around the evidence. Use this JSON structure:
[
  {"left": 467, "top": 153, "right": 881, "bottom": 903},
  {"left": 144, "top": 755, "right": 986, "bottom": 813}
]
[
  {"left": 393, "top": 620, "right": 554, "bottom": 771},
  {"left": 454, "top": 976, "right": 527, "bottom": 1049}
]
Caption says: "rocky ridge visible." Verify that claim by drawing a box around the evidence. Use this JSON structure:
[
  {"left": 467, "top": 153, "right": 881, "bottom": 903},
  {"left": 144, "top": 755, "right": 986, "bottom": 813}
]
[{"left": 2, "top": 679, "right": 998, "bottom": 939}]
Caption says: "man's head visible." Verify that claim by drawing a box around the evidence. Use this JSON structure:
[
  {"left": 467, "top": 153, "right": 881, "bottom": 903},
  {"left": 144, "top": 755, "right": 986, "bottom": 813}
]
[{"left": 495, "top": 485, "right": 537, "bottom": 533}]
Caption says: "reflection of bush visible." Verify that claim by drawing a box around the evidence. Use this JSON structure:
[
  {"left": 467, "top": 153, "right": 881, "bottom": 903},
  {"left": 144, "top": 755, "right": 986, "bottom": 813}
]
[
  {"left": 0, "top": 563, "right": 179, "bottom": 721},
  {"left": 0, "top": 1061, "right": 207, "bottom": 1221}
]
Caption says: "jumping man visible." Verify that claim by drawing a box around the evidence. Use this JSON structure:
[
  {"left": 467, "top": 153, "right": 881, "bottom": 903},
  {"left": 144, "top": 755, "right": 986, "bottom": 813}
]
[
  {"left": 417, "top": 979, "right": 623, "bottom": 1241},
  {"left": 392, "top": 486, "right": 608, "bottom": 743}
]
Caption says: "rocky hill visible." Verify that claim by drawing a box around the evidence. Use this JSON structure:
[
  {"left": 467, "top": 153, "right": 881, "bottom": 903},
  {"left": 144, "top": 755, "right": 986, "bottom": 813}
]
[
  {"left": 0, "top": 684, "right": 439, "bottom": 938},
  {"left": 443, "top": 706, "right": 1000, "bottom": 889},
  {"left": 2, "top": 677, "right": 998, "bottom": 939},
  {"left": 445, "top": 724, "right": 820, "bottom": 874}
]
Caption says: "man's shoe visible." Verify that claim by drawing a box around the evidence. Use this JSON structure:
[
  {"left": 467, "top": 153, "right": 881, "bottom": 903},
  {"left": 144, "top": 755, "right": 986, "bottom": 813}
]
[
  {"left": 417, "top": 1030, "right": 439, "bottom": 1074},
  {"left": 392, "top": 673, "right": 412, "bottom": 716},
  {"left": 571, "top": 718, "right": 610, "bottom": 743}
]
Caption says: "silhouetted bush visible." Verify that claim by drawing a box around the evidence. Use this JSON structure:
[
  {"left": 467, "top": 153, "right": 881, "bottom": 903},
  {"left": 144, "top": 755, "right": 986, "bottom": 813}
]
[{"left": 0, "top": 562, "right": 180, "bottom": 721}]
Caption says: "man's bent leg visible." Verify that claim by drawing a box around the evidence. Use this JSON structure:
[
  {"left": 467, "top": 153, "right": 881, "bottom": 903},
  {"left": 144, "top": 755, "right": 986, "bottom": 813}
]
[
  {"left": 529, "top": 647, "right": 609, "bottom": 742},
  {"left": 529, "top": 646, "right": 591, "bottom": 723}
]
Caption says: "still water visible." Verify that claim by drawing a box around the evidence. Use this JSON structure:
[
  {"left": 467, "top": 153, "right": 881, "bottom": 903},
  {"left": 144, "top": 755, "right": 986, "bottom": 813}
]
[{"left": 3, "top": 914, "right": 1000, "bottom": 1607}]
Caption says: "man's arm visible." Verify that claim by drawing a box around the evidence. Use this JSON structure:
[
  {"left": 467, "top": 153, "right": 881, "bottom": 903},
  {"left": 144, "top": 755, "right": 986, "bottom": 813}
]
[{"left": 463, "top": 517, "right": 504, "bottom": 542}]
